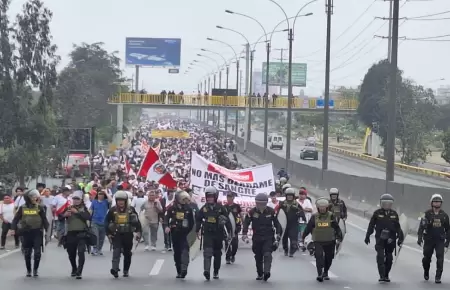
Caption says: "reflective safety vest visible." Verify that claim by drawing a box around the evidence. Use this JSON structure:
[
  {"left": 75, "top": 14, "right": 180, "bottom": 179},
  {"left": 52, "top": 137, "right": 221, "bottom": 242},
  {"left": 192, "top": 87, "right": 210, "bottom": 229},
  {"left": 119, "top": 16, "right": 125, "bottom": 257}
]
[
  {"left": 21, "top": 205, "right": 42, "bottom": 230},
  {"left": 312, "top": 212, "right": 335, "bottom": 242},
  {"left": 114, "top": 211, "right": 132, "bottom": 233},
  {"left": 331, "top": 201, "right": 342, "bottom": 217},
  {"left": 67, "top": 207, "right": 87, "bottom": 232}
]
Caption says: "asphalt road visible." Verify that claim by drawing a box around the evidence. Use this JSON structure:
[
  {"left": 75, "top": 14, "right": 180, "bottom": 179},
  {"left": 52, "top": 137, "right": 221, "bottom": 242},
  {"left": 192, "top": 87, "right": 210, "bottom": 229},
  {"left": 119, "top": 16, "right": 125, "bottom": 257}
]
[
  {"left": 225, "top": 127, "right": 449, "bottom": 188},
  {"left": 0, "top": 223, "right": 446, "bottom": 289}
]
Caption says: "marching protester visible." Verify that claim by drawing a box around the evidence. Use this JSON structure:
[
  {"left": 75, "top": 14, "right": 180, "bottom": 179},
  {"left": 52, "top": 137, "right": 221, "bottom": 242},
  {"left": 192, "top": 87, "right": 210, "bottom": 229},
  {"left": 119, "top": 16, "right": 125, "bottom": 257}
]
[
  {"left": 140, "top": 189, "right": 163, "bottom": 251},
  {"left": 0, "top": 195, "right": 20, "bottom": 249},
  {"left": 90, "top": 189, "right": 112, "bottom": 255}
]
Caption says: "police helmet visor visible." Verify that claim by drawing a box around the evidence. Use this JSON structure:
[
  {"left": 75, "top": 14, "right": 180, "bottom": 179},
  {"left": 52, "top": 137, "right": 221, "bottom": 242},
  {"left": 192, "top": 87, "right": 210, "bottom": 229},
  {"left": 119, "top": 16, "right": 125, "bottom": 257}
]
[
  {"left": 380, "top": 200, "right": 393, "bottom": 209},
  {"left": 255, "top": 200, "right": 267, "bottom": 210},
  {"left": 432, "top": 200, "right": 442, "bottom": 207},
  {"left": 72, "top": 197, "right": 81, "bottom": 205},
  {"left": 330, "top": 193, "right": 338, "bottom": 199}
]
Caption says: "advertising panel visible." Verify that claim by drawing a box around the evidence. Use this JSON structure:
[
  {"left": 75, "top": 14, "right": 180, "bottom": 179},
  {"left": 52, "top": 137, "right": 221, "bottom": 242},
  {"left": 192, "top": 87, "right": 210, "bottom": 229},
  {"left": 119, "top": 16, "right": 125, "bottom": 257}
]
[
  {"left": 261, "top": 62, "right": 307, "bottom": 87},
  {"left": 125, "top": 37, "right": 181, "bottom": 67}
]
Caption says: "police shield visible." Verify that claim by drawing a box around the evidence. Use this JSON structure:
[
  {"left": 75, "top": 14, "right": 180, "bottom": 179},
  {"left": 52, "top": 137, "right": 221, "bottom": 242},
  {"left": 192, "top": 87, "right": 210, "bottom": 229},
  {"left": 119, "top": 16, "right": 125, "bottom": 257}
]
[
  {"left": 277, "top": 209, "right": 288, "bottom": 239},
  {"left": 188, "top": 219, "right": 202, "bottom": 261},
  {"left": 394, "top": 213, "right": 410, "bottom": 265},
  {"left": 335, "top": 219, "right": 346, "bottom": 255}
]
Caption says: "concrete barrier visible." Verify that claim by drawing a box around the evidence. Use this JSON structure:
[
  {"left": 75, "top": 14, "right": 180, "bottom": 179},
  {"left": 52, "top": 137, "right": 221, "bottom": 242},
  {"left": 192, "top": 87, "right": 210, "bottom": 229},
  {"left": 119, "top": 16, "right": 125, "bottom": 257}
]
[{"left": 222, "top": 130, "right": 448, "bottom": 232}]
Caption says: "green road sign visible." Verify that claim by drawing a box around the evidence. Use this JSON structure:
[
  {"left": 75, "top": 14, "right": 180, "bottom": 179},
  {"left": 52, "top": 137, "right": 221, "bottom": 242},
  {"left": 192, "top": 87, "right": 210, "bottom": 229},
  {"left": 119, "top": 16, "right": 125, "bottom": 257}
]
[{"left": 261, "top": 62, "right": 307, "bottom": 87}]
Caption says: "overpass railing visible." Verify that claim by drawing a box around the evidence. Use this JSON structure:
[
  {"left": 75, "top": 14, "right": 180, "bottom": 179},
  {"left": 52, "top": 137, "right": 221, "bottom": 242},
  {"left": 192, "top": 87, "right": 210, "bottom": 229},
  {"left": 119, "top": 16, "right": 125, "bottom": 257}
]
[{"left": 108, "top": 93, "right": 358, "bottom": 110}]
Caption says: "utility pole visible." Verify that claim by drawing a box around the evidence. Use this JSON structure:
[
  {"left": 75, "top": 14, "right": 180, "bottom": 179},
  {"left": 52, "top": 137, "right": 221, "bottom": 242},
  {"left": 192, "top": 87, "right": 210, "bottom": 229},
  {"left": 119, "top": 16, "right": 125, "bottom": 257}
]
[
  {"left": 386, "top": 0, "right": 400, "bottom": 183},
  {"left": 387, "top": 0, "right": 393, "bottom": 62},
  {"left": 274, "top": 48, "right": 287, "bottom": 95}
]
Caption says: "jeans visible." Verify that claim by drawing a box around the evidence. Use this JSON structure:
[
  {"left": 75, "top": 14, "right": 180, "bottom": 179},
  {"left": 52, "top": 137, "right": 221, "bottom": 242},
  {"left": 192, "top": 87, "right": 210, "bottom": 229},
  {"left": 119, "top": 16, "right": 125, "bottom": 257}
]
[
  {"left": 143, "top": 223, "right": 159, "bottom": 247},
  {"left": 91, "top": 222, "right": 106, "bottom": 252}
]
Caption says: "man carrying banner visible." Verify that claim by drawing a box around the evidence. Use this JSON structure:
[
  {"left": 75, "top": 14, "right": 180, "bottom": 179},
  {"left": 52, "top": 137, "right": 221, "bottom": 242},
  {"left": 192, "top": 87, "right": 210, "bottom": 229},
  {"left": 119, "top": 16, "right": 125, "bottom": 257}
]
[
  {"left": 195, "top": 186, "right": 232, "bottom": 280},
  {"left": 163, "top": 190, "right": 195, "bottom": 279},
  {"left": 242, "top": 193, "right": 282, "bottom": 282},
  {"left": 224, "top": 191, "right": 243, "bottom": 264}
]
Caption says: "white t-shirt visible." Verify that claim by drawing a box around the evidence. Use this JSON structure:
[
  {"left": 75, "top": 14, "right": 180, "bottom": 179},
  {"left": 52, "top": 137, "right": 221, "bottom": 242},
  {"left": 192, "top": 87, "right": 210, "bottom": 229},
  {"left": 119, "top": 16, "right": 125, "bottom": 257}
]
[
  {"left": 14, "top": 196, "right": 25, "bottom": 208},
  {"left": 0, "top": 203, "right": 15, "bottom": 223},
  {"left": 298, "top": 199, "right": 313, "bottom": 222},
  {"left": 267, "top": 199, "right": 280, "bottom": 209},
  {"left": 131, "top": 196, "right": 148, "bottom": 212}
]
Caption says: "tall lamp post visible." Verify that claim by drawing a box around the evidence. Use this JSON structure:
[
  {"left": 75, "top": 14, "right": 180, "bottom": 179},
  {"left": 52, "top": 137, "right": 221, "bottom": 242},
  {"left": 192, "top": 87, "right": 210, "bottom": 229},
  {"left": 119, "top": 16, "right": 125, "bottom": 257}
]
[
  {"left": 207, "top": 37, "right": 240, "bottom": 141},
  {"left": 216, "top": 25, "right": 251, "bottom": 151},
  {"left": 269, "top": 0, "right": 316, "bottom": 171}
]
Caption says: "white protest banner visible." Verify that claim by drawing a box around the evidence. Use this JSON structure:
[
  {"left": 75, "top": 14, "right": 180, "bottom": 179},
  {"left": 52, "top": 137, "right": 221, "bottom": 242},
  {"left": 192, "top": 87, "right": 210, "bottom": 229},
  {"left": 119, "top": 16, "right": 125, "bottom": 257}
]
[{"left": 190, "top": 153, "right": 275, "bottom": 197}]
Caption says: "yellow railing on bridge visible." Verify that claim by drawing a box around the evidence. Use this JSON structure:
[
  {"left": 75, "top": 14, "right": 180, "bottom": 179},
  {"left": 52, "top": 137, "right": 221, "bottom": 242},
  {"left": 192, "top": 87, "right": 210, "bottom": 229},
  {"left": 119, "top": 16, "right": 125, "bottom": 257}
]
[{"left": 108, "top": 93, "right": 358, "bottom": 110}]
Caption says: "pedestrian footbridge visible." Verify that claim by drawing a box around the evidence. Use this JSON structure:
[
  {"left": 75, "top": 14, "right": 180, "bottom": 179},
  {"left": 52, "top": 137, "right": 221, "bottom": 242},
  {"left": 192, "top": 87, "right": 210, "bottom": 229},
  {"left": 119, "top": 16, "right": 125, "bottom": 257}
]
[{"left": 108, "top": 93, "right": 358, "bottom": 112}]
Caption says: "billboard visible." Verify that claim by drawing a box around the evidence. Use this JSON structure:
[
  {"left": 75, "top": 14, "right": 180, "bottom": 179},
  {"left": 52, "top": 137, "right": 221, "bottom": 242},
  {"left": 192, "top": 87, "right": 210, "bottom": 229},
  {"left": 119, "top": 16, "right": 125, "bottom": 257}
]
[
  {"left": 316, "top": 99, "right": 334, "bottom": 109},
  {"left": 125, "top": 37, "right": 181, "bottom": 67},
  {"left": 261, "top": 62, "right": 307, "bottom": 87}
]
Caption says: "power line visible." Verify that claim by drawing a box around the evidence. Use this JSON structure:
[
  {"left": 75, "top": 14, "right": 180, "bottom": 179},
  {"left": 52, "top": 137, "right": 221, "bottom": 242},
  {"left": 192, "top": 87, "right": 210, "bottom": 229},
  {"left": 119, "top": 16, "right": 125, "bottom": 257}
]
[
  {"left": 407, "top": 17, "right": 450, "bottom": 21},
  {"left": 408, "top": 10, "right": 450, "bottom": 18},
  {"left": 335, "top": 0, "right": 377, "bottom": 40},
  {"left": 406, "top": 33, "right": 450, "bottom": 40}
]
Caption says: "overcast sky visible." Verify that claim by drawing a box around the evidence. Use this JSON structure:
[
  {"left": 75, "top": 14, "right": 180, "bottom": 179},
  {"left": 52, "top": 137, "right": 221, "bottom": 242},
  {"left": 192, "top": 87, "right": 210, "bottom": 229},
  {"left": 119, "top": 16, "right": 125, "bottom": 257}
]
[{"left": 8, "top": 0, "right": 450, "bottom": 95}]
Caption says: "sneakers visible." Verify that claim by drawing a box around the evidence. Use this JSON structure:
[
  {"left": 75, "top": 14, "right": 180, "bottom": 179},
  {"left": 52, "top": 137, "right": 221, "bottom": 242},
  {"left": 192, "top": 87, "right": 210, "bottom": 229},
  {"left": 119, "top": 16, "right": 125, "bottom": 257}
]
[
  {"left": 145, "top": 246, "right": 150, "bottom": 251},
  {"left": 151, "top": 246, "right": 156, "bottom": 251}
]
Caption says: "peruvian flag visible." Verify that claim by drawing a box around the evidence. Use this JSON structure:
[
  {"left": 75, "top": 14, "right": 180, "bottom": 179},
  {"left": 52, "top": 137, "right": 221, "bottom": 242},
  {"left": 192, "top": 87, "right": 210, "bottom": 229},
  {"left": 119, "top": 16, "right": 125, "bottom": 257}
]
[
  {"left": 153, "top": 143, "right": 161, "bottom": 155},
  {"left": 137, "top": 147, "right": 177, "bottom": 188},
  {"left": 125, "top": 159, "right": 136, "bottom": 177}
]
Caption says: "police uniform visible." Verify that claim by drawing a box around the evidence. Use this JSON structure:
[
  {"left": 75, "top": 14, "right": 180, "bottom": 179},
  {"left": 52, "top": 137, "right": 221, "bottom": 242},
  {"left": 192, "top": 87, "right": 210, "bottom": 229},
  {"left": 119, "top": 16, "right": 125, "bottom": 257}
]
[
  {"left": 11, "top": 189, "right": 50, "bottom": 277},
  {"left": 224, "top": 193, "right": 243, "bottom": 264},
  {"left": 242, "top": 193, "right": 282, "bottom": 281},
  {"left": 328, "top": 188, "right": 347, "bottom": 221},
  {"left": 195, "top": 186, "right": 231, "bottom": 280},
  {"left": 277, "top": 188, "right": 305, "bottom": 257},
  {"left": 105, "top": 191, "right": 142, "bottom": 278},
  {"left": 418, "top": 194, "right": 450, "bottom": 283},
  {"left": 164, "top": 191, "right": 195, "bottom": 278},
  {"left": 364, "top": 193, "right": 404, "bottom": 282},
  {"left": 61, "top": 190, "right": 91, "bottom": 279},
  {"left": 302, "top": 198, "right": 342, "bottom": 282}
]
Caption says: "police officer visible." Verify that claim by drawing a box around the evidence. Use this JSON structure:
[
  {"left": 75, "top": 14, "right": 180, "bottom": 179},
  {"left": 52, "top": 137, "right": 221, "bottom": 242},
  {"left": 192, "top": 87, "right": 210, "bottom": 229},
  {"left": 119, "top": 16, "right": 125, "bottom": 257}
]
[
  {"left": 105, "top": 191, "right": 142, "bottom": 278},
  {"left": 302, "top": 198, "right": 342, "bottom": 282},
  {"left": 328, "top": 188, "right": 347, "bottom": 221},
  {"left": 242, "top": 193, "right": 282, "bottom": 281},
  {"left": 364, "top": 193, "right": 404, "bottom": 283},
  {"left": 195, "top": 186, "right": 231, "bottom": 280},
  {"left": 224, "top": 191, "right": 243, "bottom": 264},
  {"left": 11, "top": 189, "right": 50, "bottom": 277},
  {"left": 60, "top": 191, "right": 91, "bottom": 279},
  {"left": 163, "top": 190, "right": 195, "bottom": 279},
  {"left": 277, "top": 187, "right": 305, "bottom": 257},
  {"left": 417, "top": 193, "right": 450, "bottom": 283}
]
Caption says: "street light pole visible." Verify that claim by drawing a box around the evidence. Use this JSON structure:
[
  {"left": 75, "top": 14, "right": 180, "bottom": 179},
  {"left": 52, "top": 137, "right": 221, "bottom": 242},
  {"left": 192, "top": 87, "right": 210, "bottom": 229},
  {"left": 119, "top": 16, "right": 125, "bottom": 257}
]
[
  {"left": 246, "top": 49, "right": 254, "bottom": 145},
  {"left": 235, "top": 60, "right": 239, "bottom": 142},
  {"left": 264, "top": 41, "right": 270, "bottom": 157},
  {"left": 285, "top": 28, "right": 293, "bottom": 170},
  {"left": 322, "top": 0, "right": 333, "bottom": 170}
]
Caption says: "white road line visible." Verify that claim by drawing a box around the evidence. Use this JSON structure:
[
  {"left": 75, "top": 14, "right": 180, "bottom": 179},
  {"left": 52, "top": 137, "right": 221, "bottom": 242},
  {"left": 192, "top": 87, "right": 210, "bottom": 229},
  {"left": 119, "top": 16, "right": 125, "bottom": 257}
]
[
  {"left": 0, "top": 249, "right": 21, "bottom": 259},
  {"left": 310, "top": 261, "right": 338, "bottom": 278},
  {"left": 149, "top": 259, "right": 165, "bottom": 276}
]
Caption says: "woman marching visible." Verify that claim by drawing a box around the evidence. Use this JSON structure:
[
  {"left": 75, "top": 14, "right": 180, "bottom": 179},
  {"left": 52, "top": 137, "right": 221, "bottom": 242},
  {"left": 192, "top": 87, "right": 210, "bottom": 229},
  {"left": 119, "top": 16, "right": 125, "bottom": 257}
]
[{"left": 60, "top": 190, "right": 91, "bottom": 279}]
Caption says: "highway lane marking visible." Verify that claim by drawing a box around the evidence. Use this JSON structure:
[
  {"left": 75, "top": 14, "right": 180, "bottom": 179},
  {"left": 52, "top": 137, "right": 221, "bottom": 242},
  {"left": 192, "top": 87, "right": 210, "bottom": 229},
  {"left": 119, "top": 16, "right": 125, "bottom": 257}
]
[
  {"left": 310, "top": 261, "right": 338, "bottom": 278},
  {"left": 149, "top": 259, "right": 165, "bottom": 276},
  {"left": 0, "top": 248, "right": 21, "bottom": 259}
]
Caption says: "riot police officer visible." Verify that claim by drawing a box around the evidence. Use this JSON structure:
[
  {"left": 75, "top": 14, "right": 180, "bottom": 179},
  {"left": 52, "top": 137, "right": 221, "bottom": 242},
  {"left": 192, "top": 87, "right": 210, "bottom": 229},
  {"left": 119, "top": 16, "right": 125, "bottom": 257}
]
[
  {"left": 364, "top": 193, "right": 404, "bottom": 283},
  {"left": 302, "top": 198, "right": 342, "bottom": 282},
  {"left": 242, "top": 193, "right": 282, "bottom": 281},
  {"left": 11, "top": 189, "right": 50, "bottom": 277},
  {"left": 277, "top": 187, "right": 305, "bottom": 257},
  {"left": 105, "top": 191, "right": 142, "bottom": 278},
  {"left": 328, "top": 188, "right": 347, "bottom": 221},
  {"left": 224, "top": 191, "right": 243, "bottom": 264},
  {"left": 164, "top": 190, "right": 195, "bottom": 279},
  {"left": 195, "top": 186, "right": 231, "bottom": 280},
  {"left": 417, "top": 193, "right": 450, "bottom": 283}
]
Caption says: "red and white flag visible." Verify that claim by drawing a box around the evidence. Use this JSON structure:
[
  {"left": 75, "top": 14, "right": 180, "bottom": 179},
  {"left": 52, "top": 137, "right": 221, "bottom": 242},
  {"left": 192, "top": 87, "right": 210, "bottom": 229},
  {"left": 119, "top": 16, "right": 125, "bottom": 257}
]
[
  {"left": 137, "top": 147, "right": 177, "bottom": 188},
  {"left": 153, "top": 143, "right": 161, "bottom": 155},
  {"left": 125, "top": 159, "right": 136, "bottom": 177}
]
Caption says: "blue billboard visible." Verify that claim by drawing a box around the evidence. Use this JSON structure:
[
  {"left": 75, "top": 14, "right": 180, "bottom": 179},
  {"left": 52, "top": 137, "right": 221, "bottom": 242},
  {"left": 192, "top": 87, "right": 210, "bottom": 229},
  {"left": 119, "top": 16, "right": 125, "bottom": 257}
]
[
  {"left": 125, "top": 37, "right": 181, "bottom": 67},
  {"left": 316, "top": 99, "right": 334, "bottom": 109}
]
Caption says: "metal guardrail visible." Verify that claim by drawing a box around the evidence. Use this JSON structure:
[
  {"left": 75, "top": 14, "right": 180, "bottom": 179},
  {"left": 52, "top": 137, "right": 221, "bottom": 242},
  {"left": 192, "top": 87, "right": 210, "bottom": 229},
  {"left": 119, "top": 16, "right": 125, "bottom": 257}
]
[
  {"left": 316, "top": 142, "right": 450, "bottom": 179},
  {"left": 108, "top": 93, "right": 358, "bottom": 110}
]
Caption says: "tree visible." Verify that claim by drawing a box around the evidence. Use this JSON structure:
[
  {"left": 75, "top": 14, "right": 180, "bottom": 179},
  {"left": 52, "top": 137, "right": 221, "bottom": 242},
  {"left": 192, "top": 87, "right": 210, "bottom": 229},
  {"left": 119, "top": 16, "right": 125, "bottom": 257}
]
[
  {"left": 358, "top": 60, "right": 436, "bottom": 164},
  {"left": 0, "top": 0, "right": 60, "bottom": 186},
  {"left": 56, "top": 42, "right": 134, "bottom": 143},
  {"left": 441, "top": 131, "right": 450, "bottom": 164}
]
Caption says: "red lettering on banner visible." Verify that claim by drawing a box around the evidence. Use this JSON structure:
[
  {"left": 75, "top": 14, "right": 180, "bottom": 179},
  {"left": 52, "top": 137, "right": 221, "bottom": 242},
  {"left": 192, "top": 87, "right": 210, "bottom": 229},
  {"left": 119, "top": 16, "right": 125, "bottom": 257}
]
[{"left": 207, "top": 163, "right": 254, "bottom": 182}]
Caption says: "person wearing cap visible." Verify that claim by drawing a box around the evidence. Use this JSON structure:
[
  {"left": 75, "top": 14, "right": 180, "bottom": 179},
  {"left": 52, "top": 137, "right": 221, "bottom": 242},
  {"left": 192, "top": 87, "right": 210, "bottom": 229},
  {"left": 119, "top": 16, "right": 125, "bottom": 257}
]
[
  {"left": 59, "top": 190, "right": 91, "bottom": 279},
  {"left": 302, "top": 198, "right": 342, "bottom": 282},
  {"left": 163, "top": 190, "right": 195, "bottom": 278},
  {"left": 0, "top": 195, "right": 20, "bottom": 249},
  {"left": 417, "top": 193, "right": 450, "bottom": 283},
  {"left": 223, "top": 191, "right": 243, "bottom": 264},
  {"left": 242, "top": 193, "right": 282, "bottom": 281},
  {"left": 10, "top": 189, "right": 50, "bottom": 277},
  {"left": 364, "top": 193, "right": 404, "bottom": 283}
]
